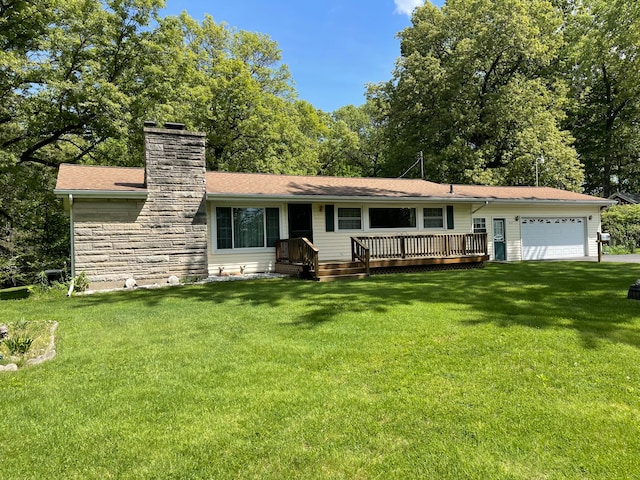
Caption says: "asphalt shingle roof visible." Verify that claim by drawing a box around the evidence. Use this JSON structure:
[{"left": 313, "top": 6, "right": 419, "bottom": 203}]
[{"left": 55, "top": 164, "right": 611, "bottom": 204}]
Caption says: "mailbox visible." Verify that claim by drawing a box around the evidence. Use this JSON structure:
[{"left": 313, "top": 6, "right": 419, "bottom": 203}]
[{"left": 598, "top": 232, "right": 611, "bottom": 244}]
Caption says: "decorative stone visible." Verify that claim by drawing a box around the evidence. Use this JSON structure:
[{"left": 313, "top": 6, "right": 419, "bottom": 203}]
[
  {"left": 0, "top": 324, "right": 8, "bottom": 340},
  {"left": 167, "top": 275, "right": 180, "bottom": 285},
  {"left": 124, "top": 278, "right": 137, "bottom": 289},
  {"left": 2, "top": 363, "right": 18, "bottom": 372}
]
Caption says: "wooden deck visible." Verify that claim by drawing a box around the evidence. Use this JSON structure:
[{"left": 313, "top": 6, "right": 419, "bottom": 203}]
[{"left": 276, "top": 233, "right": 489, "bottom": 281}]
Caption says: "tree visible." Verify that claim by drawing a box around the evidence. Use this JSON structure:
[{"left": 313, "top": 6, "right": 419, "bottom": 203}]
[
  {"left": 158, "top": 13, "right": 325, "bottom": 175},
  {"left": 375, "top": 0, "right": 584, "bottom": 190},
  {"left": 565, "top": 0, "right": 640, "bottom": 196},
  {"left": 318, "top": 104, "right": 386, "bottom": 177},
  {"left": 0, "top": 0, "right": 165, "bottom": 285}
]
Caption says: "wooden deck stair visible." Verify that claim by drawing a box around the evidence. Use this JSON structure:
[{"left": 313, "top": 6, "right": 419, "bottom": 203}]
[{"left": 315, "top": 261, "right": 368, "bottom": 282}]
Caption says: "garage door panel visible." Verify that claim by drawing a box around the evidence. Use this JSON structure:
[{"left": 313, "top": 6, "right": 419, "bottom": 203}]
[{"left": 521, "top": 217, "right": 586, "bottom": 260}]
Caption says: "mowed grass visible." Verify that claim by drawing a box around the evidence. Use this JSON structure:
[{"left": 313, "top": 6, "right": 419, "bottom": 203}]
[{"left": 1, "top": 262, "right": 639, "bottom": 479}]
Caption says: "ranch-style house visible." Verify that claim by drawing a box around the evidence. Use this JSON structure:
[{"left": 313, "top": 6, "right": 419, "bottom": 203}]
[{"left": 54, "top": 124, "right": 615, "bottom": 288}]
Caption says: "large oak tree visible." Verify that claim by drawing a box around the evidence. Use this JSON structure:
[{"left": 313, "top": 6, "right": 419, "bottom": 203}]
[{"left": 372, "top": 0, "right": 584, "bottom": 190}]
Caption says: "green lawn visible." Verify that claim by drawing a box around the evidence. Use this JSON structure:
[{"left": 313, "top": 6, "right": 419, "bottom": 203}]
[{"left": 1, "top": 262, "right": 639, "bottom": 479}]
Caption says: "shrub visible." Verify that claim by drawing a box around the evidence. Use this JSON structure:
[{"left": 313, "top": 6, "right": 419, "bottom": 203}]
[
  {"left": 4, "top": 336, "right": 33, "bottom": 355},
  {"left": 73, "top": 271, "right": 90, "bottom": 292},
  {"left": 602, "top": 204, "right": 640, "bottom": 252}
]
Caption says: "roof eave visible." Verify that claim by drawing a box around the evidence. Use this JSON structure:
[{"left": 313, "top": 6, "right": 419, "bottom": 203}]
[
  {"left": 54, "top": 189, "right": 148, "bottom": 199},
  {"left": 206, "top": 193, "right": 615, "bottom": 206}
]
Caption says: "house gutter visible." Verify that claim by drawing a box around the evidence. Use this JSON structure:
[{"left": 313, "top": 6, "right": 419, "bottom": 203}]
[
  {"left": 54, "top": 189, "right": 147, "bottom": 199},
  {"left": 206, "top": 193, "right": 616, "bottom": 206}
]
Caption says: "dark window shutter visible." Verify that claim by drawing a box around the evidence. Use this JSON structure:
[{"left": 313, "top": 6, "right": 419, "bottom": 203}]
[
  {"left": 446, "top": 205, "right": 454, "bottom": 230},
  {"left": 325, "top": 205, "right": 335, "bottom": 232},
  {"left": 216, "top": 207, "right": 232, "bottom": 249},
  {"left": 266, "top": 208, "right": 280, "bottom": 247}
]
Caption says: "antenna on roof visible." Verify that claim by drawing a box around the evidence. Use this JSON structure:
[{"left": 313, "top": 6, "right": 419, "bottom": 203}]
[{"left": 399, "top": 151, "right": 425, "bottom": 180}]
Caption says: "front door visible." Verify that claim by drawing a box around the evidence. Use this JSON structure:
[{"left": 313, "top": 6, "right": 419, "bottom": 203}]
[
  {"left": 288, "top": 204, "right": 313, "bottom": 242},
  {"left": 493, "top": 218, "right": 506, "bottom": 260}
]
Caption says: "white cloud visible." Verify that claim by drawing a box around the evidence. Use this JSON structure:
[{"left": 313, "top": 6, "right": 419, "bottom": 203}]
[{"left": 394, "top": 0, "right": 424, "bottom": 16}]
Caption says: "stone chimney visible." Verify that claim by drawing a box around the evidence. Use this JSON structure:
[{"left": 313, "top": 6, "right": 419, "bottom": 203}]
[{"left": 138, "top": 123, "right": 208, "bottom": 281}]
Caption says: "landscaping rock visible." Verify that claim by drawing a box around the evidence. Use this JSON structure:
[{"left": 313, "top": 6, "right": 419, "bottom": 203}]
[
  {"left": 124, "top": 278, "right": 137, "bottom": 289},
  {"left": 167, "top": 275, "right": 180, "bottom": 285},
  {"left": 0, "top": 324, "right": 8, "bottom": 339},
  {"left": 1, "top": 363, "right": 18, "bottom": 372}
]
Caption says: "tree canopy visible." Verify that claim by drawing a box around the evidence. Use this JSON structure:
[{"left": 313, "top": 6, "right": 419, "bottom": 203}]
[{"left": 370, "top": 0, "right": 584, "bottom": 190}]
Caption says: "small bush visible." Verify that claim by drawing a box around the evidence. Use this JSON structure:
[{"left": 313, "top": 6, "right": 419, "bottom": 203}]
[
  {"left": 602, "top": 204, "right": 640, "bottom": 252},
  {"left": 4, "top": 336, "right": 33, "bottom": 355},
  {"left": 73, "top": 271, "right": 90, "bottom": 292}
]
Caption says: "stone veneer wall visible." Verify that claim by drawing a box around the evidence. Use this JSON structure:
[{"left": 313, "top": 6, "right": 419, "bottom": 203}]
[{"left": 72, "top": 127, "right": 208, "bottom": 288}]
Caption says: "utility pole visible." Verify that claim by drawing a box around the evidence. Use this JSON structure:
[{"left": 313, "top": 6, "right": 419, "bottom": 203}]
[{"left": 536, "top": 154, "right": 544, "bottom": 187}]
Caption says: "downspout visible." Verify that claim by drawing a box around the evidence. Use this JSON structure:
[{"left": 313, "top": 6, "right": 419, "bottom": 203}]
[{"left": 68, "top": 194, "right": 75, "bottom": 278}]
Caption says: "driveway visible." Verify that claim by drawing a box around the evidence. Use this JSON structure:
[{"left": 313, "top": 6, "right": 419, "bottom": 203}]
[{"left": 576, "top": 254, "right": 640, "bottom": 263}]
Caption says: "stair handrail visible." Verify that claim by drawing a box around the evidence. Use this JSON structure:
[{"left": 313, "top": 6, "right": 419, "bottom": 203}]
[
  {"left": 277, "top": 238, "right": 319, "bottom": 279},
  {"left": 351, "top": 237, "right": 370, "bottom": 275}
]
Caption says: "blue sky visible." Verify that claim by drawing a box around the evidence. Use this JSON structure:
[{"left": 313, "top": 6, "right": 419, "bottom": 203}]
[{"left": 162, "top": 1, "right": 445, "bottom": 112}]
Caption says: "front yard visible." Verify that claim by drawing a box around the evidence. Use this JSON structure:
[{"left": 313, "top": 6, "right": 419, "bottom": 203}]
[{"left": 1, "top": 262, "right": 639, "bottom": 479}]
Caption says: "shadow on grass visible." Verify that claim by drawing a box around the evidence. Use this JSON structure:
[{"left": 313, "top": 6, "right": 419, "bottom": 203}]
[{"left": 71, "top": 262, "right": 640, "bottom": 350}]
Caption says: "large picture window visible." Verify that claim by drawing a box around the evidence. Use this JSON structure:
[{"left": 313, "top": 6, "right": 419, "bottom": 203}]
[
  {"left": 338, "top": 207, "right": 362, "bottom": 230},
  {"left": 369, "top": 208, "right": 416, "bottom": 229},
  {"left": 216, "top": 207, "right": 280, "bottom": 250}
]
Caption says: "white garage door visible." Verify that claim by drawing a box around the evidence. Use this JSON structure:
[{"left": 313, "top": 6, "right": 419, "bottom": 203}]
[{"left": 521, "top": 217, "right": 586, "bottom": 260}]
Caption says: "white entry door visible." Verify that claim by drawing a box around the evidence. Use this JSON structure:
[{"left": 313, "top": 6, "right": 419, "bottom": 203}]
[{"left": 521, "top": 217, "right": 586, "bottom": 260}]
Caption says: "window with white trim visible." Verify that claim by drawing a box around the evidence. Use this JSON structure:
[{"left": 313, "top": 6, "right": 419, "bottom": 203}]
[
  {"left": 423, "top": 207, "right": 444, "bottom": 229},
  {"left": 473, "top": 217, "right": 487, "bottom": 233},
  {"left": 337, "top": 207, "right": 362, "bottom": 230},
  {"left": 216, "top": 207, "right": 280, "bottom": 249}
]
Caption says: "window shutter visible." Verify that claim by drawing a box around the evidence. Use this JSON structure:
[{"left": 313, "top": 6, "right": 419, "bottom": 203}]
[
  {"left": 325, "top": 205, "right": 335, "bottom": 232},
  {"left": 446, "top": 205, "right": 454, "bottom": 230},
  {"left": 216, "top": 207, "right": 232, "bottom": 249},
  {"left": 266, "top": 208, "right": 280, "bottom": 247}
]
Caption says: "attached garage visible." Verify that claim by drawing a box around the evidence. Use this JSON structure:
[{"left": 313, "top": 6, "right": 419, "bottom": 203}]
[{"left": 521, "top": 217, "right": 587, "bottom": 260}]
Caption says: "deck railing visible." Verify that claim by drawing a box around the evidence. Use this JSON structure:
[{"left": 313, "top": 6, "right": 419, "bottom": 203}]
[
  {"left": 351, "top": 237, "right": 371, "bottom": 275},
  {"left": 276, "top": 238, "right": 319, "bottom": 277},
  {"left": 352, "top": 233, "right": 488, "bottom": 260}
]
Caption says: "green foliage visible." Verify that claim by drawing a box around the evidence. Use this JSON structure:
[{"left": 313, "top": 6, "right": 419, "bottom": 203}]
[
  {"left": 374, "top": 0, "right": 584, "bottom": 189},
  {"left": 3, "top": 336, "right": 33, "bottom": 355},
  {"left": 73, "top": 271, "right": 90, "bottom": 292},
  {"left": 564, "top": 0, "right": 640, "bottom": 196},
  {"left": 602, "top": 204, "right": 640, "bottom": 251}
]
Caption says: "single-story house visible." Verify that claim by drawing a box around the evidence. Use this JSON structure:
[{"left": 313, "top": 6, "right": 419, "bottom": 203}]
[
  {"left": 608, "top": 192, "right": 640, "bottom": 205},
  {"left": 54, "top": 124, "right": 615, "bottom": 288}
]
